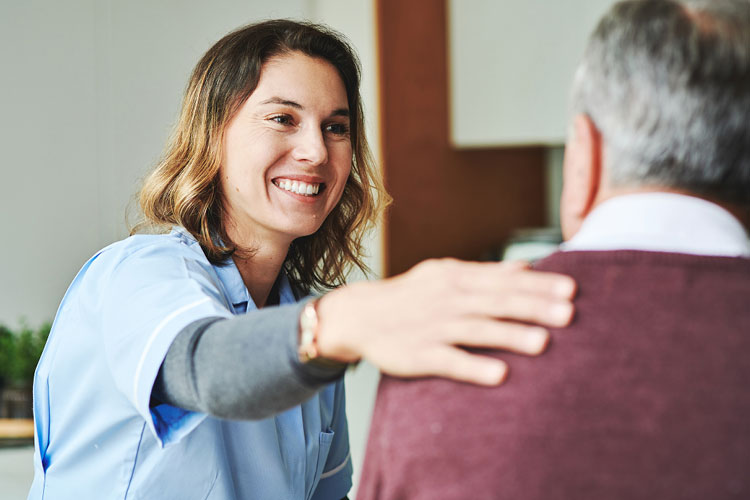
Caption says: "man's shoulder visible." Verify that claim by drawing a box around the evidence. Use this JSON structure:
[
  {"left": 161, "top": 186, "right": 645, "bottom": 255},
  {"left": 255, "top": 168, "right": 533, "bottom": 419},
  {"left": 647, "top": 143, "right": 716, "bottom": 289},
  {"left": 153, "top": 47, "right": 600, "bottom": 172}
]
[
  {"left": 533, "top": 250, "right": 750, "bottom": 312},
  {"left": 533, "top": 249, "right": 750, "bottom": 276}
]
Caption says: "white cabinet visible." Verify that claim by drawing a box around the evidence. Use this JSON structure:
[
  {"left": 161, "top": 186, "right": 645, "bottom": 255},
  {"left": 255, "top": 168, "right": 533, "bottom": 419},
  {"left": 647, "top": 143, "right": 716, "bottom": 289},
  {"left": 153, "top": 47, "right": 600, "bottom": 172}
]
[{"left": 448, "top": 0, "right": 616, "bottom": 147}]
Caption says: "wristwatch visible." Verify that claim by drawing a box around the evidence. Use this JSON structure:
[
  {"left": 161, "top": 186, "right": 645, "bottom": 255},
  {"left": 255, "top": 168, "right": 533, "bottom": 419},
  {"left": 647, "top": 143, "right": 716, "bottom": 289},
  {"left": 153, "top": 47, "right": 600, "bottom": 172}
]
[{"left": 297, "top": 298, "right": 349, "bottom": 370}]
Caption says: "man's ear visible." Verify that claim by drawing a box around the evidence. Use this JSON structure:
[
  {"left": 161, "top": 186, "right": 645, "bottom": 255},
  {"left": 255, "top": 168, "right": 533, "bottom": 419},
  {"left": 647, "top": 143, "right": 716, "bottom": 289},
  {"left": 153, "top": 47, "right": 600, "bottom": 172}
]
[{"left": 560, "top": 114, "right": 603, "bottom": 240}]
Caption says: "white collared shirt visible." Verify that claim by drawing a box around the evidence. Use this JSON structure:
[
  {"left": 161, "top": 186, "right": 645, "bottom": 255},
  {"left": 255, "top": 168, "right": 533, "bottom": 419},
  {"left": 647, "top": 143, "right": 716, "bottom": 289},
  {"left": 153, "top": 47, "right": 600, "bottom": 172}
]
[{"left": 561, "top": 193, "right": 750, "bottom": 257}]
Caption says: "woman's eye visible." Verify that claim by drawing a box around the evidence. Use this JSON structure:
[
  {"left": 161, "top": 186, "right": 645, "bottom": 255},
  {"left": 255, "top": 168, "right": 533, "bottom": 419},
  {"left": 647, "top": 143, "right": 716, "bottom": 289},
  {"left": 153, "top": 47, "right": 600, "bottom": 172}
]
[
  {"left": 325, "top": 123, "right": 350, "bottom": 136},
  {"left": 270, "top": 115, "right": 292, "bottom": 126}
]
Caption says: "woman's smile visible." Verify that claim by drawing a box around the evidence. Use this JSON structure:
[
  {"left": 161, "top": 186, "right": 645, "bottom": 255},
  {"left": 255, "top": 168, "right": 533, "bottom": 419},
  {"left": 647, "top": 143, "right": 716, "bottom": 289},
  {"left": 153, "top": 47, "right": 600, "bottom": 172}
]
[{"left": 272, "top": 178, "right": 323, "bottom": 197}]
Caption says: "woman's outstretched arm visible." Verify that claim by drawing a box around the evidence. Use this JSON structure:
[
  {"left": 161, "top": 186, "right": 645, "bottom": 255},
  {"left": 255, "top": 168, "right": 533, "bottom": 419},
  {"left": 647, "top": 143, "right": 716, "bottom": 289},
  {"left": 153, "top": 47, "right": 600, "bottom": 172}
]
[
  {"left": 153, "top": 259, "right": 576, "bottom": 418},
  {"left": 152, "top": 300, "right": 345, "bottom": 420}
]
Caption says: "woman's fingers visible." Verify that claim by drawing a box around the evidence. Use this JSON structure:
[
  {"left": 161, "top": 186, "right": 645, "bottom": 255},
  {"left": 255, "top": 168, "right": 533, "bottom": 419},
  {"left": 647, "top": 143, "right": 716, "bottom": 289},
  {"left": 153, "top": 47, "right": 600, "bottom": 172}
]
[
  {"left": 434, "top": 259, "right": 576, "bottom": 299},
  {"left": 454, "top": 291, "right": 574, "bottom": 327},
  {"left": 444, "top": 320, "right": 550, "bottom": 355},
  {"left": 494, "top": 268, "right": 577, "bottom": 299},
  {"left": 413, "top": 345, "right": 509, "bottom": 386}
]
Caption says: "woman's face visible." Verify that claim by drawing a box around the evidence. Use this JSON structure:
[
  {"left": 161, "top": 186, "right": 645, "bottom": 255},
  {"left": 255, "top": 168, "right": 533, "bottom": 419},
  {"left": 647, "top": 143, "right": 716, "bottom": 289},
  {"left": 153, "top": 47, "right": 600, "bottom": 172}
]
[{"left": 220, "top": 51, "right": 353, "bottom": 247}]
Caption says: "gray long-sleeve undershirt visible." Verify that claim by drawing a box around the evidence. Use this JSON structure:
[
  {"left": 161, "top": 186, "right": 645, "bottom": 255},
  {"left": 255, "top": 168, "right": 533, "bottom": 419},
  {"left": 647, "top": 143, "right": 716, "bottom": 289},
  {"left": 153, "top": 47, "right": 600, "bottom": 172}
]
[{"left": 151, "top": 300, "right": 347, "bottom": 420}]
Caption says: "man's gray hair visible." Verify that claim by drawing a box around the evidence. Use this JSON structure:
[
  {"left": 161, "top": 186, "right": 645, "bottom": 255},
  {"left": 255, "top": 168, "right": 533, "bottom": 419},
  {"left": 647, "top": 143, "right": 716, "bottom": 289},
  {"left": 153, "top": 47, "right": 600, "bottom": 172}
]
[{"left": 572, "top": 0, "right": 750, "bottom": 204}]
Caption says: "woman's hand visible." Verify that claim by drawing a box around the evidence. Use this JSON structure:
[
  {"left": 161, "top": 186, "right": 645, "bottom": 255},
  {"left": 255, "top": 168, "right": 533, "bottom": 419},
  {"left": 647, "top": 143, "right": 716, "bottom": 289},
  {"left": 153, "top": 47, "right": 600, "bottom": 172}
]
[{"left": 315, "top": 258, "right": 576, "bottom": 386}]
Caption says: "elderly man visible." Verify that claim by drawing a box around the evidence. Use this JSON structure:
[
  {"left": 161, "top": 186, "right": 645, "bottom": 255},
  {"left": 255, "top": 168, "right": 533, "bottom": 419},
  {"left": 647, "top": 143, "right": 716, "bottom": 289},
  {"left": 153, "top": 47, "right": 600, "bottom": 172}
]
[{"left": 357, "top": 1, "right": 750, "bottom": 499}]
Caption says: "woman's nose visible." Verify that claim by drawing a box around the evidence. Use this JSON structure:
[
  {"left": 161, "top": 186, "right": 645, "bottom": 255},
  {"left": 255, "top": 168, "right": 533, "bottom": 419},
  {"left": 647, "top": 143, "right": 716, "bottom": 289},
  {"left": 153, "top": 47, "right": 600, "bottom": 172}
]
[{"left": 292, "top": 126, "right": 328, "bottom": 166}]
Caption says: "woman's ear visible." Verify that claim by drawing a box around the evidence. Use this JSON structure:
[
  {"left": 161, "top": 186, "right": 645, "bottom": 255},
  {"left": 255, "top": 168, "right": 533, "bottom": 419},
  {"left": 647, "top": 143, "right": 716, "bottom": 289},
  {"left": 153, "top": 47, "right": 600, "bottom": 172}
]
[{"left": 560, "top": 114, "right": 603, "bottom": 240}]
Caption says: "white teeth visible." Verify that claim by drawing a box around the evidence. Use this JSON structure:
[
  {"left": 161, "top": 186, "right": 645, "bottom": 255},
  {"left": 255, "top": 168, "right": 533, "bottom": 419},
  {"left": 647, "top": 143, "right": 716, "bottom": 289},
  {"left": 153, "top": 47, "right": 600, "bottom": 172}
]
[{"left": 275, "top": 179, "right": 321, "bottom": 196}]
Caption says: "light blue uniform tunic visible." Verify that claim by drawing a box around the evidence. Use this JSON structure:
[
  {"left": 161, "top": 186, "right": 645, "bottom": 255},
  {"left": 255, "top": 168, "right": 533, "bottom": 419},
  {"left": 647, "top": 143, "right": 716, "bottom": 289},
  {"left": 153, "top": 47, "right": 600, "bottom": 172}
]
[{"left": 28, "top": 228, "right": 352, "bottom": 499}]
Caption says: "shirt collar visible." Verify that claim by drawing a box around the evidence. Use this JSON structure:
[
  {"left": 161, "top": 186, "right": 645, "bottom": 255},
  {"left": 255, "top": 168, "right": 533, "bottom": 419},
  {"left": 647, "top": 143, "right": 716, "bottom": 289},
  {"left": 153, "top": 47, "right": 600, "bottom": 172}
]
[
  {"left": 213, "top": 258, "right": 297, "bottom": 312},
  {"left": 561, "top": 192, "right": 750, "bottom": 257},
  {"left": 170, "top": 226, "right": 296, "bottom": 311}
]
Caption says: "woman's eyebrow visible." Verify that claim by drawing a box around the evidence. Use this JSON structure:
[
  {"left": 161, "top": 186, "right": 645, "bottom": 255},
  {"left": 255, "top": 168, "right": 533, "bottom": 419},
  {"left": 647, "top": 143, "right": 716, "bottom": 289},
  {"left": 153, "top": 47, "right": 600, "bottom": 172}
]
[
  {"left": 259, "top": 96, "right": 349, "bottom": 118},
  {"left": 260, "top": 96, "right": 302, "bottom": 109}
]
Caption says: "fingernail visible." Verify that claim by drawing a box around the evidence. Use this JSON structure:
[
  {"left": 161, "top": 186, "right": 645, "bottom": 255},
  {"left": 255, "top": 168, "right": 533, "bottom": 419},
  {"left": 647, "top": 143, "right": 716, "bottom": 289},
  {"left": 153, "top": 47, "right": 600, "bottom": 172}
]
[
  {"left": 528, "top": 328, "right": 550, "bottom": 354},
  {"left": 486, "top": 362, "right": 508, "bottom": 385},
  {"left": 555, "top": 278, "right": 576, "bottom": 297},
  {"left": 553, "top": 303, "right": 574, "bottom": 324}
]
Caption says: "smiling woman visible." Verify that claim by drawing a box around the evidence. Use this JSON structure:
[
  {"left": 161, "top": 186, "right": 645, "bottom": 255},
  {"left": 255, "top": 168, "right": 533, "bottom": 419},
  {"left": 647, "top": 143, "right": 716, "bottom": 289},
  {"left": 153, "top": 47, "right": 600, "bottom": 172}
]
[
  {"left": 28, "top": 19, "right": 576, "bottom": 500},
  {"left": 136, "top": 22, "right": 382, "bottom": 302},
  {"left": 219, "top": 53, "right": 354, "bottom": 306}
]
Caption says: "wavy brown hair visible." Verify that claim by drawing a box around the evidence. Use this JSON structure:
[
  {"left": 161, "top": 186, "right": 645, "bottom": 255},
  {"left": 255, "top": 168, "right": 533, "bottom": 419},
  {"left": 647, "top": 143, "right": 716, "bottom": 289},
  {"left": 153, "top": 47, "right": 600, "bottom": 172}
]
[{"left": 133, "top": 20, "right": 390, "bottom": 292}]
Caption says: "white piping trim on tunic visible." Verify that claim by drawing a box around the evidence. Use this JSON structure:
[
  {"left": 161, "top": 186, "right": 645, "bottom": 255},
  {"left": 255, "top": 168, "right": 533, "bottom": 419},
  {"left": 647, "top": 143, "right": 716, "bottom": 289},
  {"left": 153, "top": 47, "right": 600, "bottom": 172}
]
[
  {"left": 320, "top": 451, "right": 351, "bottom": 479},
  {"left": 132, "top": 297, "right": 212, "bottom": 405}
]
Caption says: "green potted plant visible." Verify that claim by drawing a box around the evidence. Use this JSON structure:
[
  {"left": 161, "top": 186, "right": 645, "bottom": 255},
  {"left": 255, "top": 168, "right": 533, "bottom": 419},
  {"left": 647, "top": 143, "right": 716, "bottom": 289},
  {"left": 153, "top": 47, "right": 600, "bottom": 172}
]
[
  {"left": 0, "top": 321, "right": 50, "bottom": 419},
  {"left": 0, "top": 325, "right": 15, "bottom": 403}
]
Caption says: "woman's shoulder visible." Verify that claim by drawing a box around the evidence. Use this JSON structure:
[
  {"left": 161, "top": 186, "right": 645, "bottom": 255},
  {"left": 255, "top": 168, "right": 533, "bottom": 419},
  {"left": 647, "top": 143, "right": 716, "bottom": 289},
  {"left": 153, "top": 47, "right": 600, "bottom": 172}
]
[
  {"left": 99, "top": 227, "right": 204, "bottom": 262},
  {"left": 77, "top": 228, "right": 214, "bottom": 285},
  {"left": 66, "top": 228, "right": 230, "bottom": 309}
]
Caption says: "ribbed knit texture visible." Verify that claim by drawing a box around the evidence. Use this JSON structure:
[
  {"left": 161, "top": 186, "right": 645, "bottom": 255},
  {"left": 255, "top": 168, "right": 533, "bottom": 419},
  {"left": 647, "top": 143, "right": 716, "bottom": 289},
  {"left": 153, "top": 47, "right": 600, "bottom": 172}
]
[{"left": 358, "top": 251, "right": 750, "bottom": 500}]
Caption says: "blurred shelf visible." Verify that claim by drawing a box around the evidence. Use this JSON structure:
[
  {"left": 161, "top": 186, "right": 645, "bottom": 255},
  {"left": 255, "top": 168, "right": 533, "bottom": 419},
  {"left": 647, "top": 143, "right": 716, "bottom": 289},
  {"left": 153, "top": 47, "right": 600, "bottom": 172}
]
[{"left": 0, "top": 419, "right": 34, "bottom": 440}]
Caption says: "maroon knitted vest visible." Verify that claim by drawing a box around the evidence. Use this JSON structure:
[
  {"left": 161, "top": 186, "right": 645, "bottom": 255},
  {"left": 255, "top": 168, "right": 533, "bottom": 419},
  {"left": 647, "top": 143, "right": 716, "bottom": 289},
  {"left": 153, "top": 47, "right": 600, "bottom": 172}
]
[{"left": 358, "top": 251, "right": 750, "bottom": 500}]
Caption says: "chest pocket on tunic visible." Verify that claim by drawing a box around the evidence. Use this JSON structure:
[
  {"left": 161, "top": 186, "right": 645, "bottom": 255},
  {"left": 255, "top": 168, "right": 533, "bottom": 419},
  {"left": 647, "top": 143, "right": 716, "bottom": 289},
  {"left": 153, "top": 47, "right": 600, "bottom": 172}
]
[{"left": 306, "top": 429, "right": 335, "bottom": 500}]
